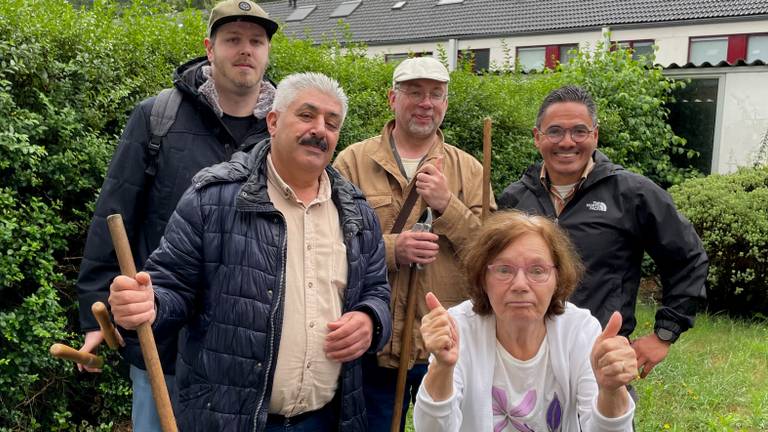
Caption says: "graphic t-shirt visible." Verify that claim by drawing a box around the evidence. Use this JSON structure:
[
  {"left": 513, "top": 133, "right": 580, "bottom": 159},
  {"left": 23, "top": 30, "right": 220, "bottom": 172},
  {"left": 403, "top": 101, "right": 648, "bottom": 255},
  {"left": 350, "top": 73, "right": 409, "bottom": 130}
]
[{"left": 491, "top": 335, "right": 564, "bottom": 432}]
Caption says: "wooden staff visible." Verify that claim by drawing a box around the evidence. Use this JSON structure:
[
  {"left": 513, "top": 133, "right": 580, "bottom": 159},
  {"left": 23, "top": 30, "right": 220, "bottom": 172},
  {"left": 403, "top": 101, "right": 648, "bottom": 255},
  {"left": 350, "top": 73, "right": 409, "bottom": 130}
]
[
  {"left": 107, "top": 214, "right": 177, "bottom": 432},
  {"left": 91, "top": 301, "right": 120, "bottom": 350},
  {"left": 482, "top": 117, "right": 492, "bottom": 221},
  {"left": 390, "top": 268, "right": 420, "bottom": 432},
  {"left": 50, "top": 343, "right": 104, "bottom": 369}
]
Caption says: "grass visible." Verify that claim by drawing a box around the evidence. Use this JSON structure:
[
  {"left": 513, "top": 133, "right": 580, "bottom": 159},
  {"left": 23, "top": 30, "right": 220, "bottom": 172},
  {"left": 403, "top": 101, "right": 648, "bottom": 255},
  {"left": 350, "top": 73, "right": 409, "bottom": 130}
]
[{"left": 404, "top": 302, "right": 768, "bottom": 431}]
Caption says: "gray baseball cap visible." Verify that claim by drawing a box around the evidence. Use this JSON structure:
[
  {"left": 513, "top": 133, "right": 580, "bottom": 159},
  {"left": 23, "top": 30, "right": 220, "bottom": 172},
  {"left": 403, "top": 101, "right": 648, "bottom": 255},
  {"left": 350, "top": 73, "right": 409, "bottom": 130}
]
[
  {"left": 393, "top": 57, "right": 450, "bottom": 86},
  {"left": 208, "top": 0, "right": 279, "bottom": 39}
]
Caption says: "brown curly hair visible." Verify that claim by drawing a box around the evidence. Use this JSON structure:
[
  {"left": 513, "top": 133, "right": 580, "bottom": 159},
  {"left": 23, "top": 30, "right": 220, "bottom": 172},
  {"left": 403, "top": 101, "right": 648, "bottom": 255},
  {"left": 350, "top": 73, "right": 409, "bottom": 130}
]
[{"left": 462, "top": 210, "right": 584, "bottom": 319}]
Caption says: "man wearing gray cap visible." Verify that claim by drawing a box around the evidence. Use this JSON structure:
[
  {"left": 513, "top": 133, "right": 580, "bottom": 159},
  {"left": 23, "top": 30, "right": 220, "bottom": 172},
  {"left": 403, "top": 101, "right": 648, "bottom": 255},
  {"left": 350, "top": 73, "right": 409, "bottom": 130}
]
[
  {"left": 74, "top": 1, "right": 278, "bottom": 430},
  {"left": 334, "top": 57, "right": 494, "bottom": 431}
]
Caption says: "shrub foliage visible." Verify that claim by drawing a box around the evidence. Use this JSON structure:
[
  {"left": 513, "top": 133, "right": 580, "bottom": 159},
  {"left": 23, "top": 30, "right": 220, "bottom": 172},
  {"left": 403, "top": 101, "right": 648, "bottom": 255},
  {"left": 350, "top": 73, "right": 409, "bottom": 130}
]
[
  {"left": 670, "top": 166, "right": 768, "bottom": 317},
  {"left": 1, "top": 0, "right": 702, "bottom": 429}
]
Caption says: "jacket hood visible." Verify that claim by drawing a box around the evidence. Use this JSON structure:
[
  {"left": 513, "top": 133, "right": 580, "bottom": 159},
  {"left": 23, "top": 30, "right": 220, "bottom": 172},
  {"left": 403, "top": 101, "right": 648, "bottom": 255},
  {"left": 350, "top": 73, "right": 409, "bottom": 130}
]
[
  {"left": 172, "top": 56, "right": 276, "bottom": 119},
  {"left": 173, "top": 56, "right": 210, "bottom": 98}
]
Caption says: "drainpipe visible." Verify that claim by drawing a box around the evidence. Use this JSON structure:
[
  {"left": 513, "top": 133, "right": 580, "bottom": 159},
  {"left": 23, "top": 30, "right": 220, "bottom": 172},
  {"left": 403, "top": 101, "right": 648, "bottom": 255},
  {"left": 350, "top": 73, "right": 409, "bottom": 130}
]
[
  {"left": 447, "top": 38, "right": 458, "bottom": 71},
  {"left": 601, "top": 26, "right": 611, "bottom": 50}
]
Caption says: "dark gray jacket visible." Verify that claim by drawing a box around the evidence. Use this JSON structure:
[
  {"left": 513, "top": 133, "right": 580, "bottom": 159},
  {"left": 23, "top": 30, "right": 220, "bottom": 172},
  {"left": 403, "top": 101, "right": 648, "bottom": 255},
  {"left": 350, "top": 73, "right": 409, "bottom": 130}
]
[
  {"left": 147, "top": 140, "right": 391, "bottom": 431},
  {"left": 76, "top": 57, "right": 271, "bottom": 371},
  {"left": 498, "top": 151, "right": 708, "bottom": 340}
]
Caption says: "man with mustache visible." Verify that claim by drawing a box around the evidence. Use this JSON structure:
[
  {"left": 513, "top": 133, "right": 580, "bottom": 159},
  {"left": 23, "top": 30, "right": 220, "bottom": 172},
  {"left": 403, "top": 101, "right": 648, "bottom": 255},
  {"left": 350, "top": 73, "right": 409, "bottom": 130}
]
[
  {"left": 333, "top": 57, "right": 494, "bottom": 431},
  {"left": 109, "top": 72, "right": 391, "bottom": 431},
  {"left": 75, "top": 1, "right": 278, "bottom": 430},
  {"left": 498, "top": 85, "right": 707, "bottom": 384}
]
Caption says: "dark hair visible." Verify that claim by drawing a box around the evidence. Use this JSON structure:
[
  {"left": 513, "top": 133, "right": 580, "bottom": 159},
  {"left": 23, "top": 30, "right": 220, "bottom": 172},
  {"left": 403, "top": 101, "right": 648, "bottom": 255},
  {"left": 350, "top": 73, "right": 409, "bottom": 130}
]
[
  {"left": 463, "top": 210, "right": 583, "bottom": 319},
  {"left": 535, "top": 85, "right": 597, "bottom": 128}
]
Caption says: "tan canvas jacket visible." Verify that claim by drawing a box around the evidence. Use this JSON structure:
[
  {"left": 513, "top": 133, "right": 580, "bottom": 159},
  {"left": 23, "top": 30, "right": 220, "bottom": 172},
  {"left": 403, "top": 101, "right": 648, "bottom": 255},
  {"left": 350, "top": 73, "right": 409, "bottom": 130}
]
[{"left": 333, "top": 120, "right": 495, "bottom": 368}]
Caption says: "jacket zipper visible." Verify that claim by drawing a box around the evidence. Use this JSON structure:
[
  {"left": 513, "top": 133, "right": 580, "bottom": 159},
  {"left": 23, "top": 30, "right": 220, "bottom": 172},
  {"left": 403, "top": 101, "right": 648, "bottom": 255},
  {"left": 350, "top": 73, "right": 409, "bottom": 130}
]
[{"left": 252, "top": 212, "right": 288, "bottom": 432}]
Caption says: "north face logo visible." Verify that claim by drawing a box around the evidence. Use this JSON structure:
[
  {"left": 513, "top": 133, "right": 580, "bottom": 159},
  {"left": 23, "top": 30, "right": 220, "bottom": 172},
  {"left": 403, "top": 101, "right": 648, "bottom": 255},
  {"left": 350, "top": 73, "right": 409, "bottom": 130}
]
[{"left": 586, "top": 201, "right": 607, "bottom": 212}]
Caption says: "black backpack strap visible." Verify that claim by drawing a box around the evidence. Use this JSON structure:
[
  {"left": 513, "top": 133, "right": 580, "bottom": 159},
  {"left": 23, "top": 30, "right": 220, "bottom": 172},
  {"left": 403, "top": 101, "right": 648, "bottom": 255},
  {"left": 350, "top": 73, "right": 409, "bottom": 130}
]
[{"left": 146, "top": 88, "right": 182, "bottom": 177}]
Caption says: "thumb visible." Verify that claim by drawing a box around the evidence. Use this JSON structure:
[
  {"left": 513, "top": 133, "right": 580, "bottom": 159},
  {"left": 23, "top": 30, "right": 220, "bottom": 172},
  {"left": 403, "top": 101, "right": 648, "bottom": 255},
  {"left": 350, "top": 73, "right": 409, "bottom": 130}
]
[
  {"left": 434, "top": 155, "right": 443, "bottom": 173},
  {"left": 425, "top": 292, "right": 444, "bottom": 311},
  {"left": 600, "top": 311, "right": 623, "bottom": 340},
  {"left": 327, "top": 313, "right": 351, "bottom": 330},
  {"left": 135, "top": 271, "right": 152, "bottom": 287}
]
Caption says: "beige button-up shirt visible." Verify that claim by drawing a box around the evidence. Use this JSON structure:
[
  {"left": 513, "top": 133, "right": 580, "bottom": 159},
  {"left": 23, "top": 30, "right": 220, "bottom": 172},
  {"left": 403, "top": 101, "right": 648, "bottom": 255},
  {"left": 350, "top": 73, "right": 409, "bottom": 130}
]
[{"left": 265, "top": 154, "right": 348, "bottom": 416}]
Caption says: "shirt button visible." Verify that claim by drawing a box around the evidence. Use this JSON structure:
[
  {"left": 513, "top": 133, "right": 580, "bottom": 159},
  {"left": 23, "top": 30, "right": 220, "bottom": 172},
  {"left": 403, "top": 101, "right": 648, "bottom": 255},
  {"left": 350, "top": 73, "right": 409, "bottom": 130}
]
[
  {"left": 306, "top": 362, "right": 311, "bottom": 369},
  {"left": 306, "top": 244, "right": 312, "bottom": 250},
  {"left": 309, "top": 321, "right": 315, "bottom": 328},
  {"left": 308, "top": 282, "right": 313, "bottom": 288},
  {"left": 267, "top": 289, "right": 273, "bottom": 297}
]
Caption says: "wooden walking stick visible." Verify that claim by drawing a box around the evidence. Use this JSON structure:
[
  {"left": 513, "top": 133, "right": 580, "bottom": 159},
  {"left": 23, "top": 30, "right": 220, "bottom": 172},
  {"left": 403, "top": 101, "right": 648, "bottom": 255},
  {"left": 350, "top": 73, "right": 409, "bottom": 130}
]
[
  {"left": 107, "top": 213, "right": 177, "bottom": 432},
  {"left": 50, "top": 343, "right": 104, "bottom": 369},
  {"left": 482, "top": 117, "right": 492, "bottom": 221},
  {"left": 390, "top": 209, "right": 433, "bottom": 432}
]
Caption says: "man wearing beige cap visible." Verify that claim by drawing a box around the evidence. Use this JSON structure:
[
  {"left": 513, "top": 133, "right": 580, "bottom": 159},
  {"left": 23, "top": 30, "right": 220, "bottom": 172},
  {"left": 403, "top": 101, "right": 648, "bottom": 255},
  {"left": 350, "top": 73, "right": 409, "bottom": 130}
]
[
  {"left": 74, "top": 1, "right": 278, "bottom": 430},
  {"left": 334, "top": 57, "right": 494, "bottom": 431}
]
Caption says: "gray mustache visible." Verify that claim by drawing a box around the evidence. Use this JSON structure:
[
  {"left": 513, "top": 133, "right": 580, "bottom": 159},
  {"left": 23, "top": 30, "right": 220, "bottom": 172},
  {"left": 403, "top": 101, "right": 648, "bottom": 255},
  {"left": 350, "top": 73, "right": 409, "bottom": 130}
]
[{"left": 299, "top": 135, "right": 328, "bottom": 152}]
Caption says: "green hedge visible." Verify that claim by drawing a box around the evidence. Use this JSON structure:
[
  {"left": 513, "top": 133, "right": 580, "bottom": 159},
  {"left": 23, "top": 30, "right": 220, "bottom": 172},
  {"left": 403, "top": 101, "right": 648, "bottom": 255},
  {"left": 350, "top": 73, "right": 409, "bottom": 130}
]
[
  {"left": 1, "top": 0, "right": 697, "bottom": 429},
  {"left": 670, "top": 165, "right": 768, "bottom": 317}
]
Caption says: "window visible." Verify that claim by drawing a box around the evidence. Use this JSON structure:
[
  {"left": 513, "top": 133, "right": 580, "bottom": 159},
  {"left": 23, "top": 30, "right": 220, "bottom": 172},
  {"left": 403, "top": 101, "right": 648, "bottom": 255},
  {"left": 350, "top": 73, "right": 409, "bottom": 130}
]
[
  {"left": 747, "top": 35, "right": 768, "bottom": 62},
  {"left": 286, "top": 5, "right": 316, "bottom": 22},
  {"left": 615, "top": 40, "right": 655, "bottom": 63},
  {"left": 330, "top": 1, "right": 361, "bottom": 18},
  {"left": 558, "top": 44, "right": 579, "bottom": 65},
  {"left": 392, "top": 1, "right": 407, "bottom": 9},
  {"left": 437, "top": 0, "right": 464, "bottom": 4},
  {"left": 517, "top": 44, "right": 577, "bottom": 72},
  {"left": 385, "top": 52, "right": 433, "bottom": 64},
  {"left": 690, "top": 37, "right": 728, "bottom": 65},
  {"left": 517, "top": 47, "right": 545, "bottom": 72},
  {"left": 668, "top": 78, "right": 719, "bottom": 174},
  {"left": 458, "top": 48, "right": 490, "bottom": 73}
]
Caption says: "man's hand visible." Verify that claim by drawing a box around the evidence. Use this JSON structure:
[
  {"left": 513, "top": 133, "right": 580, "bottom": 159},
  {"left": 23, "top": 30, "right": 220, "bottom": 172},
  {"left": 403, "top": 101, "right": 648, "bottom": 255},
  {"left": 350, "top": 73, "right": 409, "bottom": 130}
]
[
  {"left": 420, "top": 292, "right": 459, "bottom": 367},
  {"left": 108, "top": 272, "right": 156, "bottom": 330},
  {"left": 324, "top": 311, "right": 373, "bottom": 362},
  {"left": 76, "top": 331, "right": 105, "bottom": 373},
  {"left": 395, "top": 230, "right": 439, "bottom": 266},
  {"left": 632, "top": 333, "right": 671, "bottom": 378},
  {"left": 76, "top": 328, "right": 125, "bottom": 373},
  {"left": 415, "top": 158, "right": 450, "bottom": 214}
]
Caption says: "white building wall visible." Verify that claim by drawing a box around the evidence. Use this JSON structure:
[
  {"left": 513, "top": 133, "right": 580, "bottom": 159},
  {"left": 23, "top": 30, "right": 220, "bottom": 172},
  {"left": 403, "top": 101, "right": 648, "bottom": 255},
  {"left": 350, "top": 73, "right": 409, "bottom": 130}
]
[{"left": 364, "top": 19, "right": 768, "bottom": 69}]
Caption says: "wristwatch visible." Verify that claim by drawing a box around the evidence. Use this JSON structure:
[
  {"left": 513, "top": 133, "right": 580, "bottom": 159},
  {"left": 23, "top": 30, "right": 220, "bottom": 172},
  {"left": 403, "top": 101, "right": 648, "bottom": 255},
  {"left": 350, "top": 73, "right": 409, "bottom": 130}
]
[{"left": 654, "top": 327, "right": 678, "bottom": 344}]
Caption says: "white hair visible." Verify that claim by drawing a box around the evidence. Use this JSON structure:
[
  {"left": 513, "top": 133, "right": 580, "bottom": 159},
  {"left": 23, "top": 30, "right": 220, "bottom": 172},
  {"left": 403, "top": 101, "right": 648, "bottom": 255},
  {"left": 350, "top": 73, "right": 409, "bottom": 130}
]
[{"left": 272, "top": 72, "right": 348, "bottom": 123}]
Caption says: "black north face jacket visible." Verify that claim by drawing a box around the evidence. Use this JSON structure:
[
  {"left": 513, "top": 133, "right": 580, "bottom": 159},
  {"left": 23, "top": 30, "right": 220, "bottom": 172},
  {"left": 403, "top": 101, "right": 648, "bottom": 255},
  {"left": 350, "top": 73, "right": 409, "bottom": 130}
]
[
  {"left": 498, "top": 151, "right": 708, "bottom": 340},
  {"left": 76, "top": 57, "right": 271, "bottom": 372}
]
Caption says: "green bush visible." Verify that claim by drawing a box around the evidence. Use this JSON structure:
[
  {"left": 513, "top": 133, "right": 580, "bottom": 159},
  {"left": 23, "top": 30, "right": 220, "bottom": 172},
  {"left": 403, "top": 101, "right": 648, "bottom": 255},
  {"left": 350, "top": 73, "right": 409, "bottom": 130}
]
[
  {"left": 1, "top": 0, "right": 698, "bottom": 429},
  {"left": 670, "top": 165, "right": 768, "bottom": 316}
]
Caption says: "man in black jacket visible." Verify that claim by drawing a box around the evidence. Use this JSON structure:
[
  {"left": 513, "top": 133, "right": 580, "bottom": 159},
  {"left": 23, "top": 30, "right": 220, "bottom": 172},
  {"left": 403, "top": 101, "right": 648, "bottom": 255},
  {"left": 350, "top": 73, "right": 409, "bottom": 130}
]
[
  {"left": 498, "top": 85, "right": 708, "bottom": 379},
  {"left": 75, "top": 1, "right": 278, "bottom": 430},
  {"left": 109, "top": 72, "right": 391, "bottom": 431}
]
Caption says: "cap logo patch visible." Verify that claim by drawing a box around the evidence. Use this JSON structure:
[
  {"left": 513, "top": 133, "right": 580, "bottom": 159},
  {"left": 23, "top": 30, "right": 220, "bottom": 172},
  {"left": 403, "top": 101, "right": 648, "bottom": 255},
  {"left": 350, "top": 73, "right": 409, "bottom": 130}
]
[{"left": 238, "top": 1, "right": 252, "bottom": 11}]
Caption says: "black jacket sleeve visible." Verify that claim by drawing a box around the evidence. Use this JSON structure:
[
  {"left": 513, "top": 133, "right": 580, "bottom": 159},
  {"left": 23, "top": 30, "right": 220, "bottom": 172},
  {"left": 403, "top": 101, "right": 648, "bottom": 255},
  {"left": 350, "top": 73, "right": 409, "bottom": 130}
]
[
  {"left": 75, "top": 101, "right": 152, "bottom": 332},
  {"left": 146, "top": 187, "right": 206, "bottom": 339},
  {"left": 636, "top": 177, "right": 708, "bottom": 338}
]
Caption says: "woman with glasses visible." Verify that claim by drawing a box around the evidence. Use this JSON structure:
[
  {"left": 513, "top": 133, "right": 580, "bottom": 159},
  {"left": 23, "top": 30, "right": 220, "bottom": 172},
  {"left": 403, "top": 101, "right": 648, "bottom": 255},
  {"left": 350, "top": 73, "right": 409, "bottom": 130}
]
[{"left": 413, "top": 211, "right": 636, "bottom": 431}]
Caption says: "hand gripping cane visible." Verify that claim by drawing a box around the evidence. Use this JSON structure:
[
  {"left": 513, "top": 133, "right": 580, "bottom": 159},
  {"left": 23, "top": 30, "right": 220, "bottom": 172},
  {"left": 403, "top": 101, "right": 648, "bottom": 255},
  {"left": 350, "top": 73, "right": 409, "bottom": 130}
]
[{"left": 107, "top": 214, "right": 177, "bottom": 432}]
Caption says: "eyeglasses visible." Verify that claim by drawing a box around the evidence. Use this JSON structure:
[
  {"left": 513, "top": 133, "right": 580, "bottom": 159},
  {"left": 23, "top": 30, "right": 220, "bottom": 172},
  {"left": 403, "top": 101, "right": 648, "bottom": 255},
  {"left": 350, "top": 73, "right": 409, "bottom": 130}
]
[
  {"left": 396, "top": 87, "right": 447, "bottom": 104},
  {"left": 536, "top": 125, "right": 595, "bottom": 144},
  {"left": 487, "top": 263, "right": 556, "bottom": 284}
]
